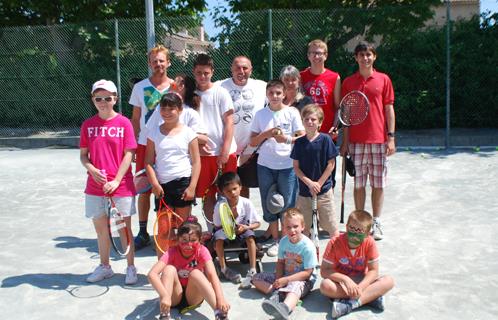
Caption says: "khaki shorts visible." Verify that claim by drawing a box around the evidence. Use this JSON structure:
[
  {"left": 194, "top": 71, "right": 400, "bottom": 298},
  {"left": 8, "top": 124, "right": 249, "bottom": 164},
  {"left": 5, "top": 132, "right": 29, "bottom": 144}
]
[
  {"left": 85, "top": 194, "right": 136, "bottom": 219},
  {"left": 296, "top": 188, "right": 338, "bottom": 236}
]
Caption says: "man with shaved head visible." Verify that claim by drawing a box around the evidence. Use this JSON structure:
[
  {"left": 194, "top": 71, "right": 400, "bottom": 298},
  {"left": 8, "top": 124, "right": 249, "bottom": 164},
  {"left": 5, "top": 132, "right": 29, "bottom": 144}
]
[{"left": 219, "top": 56, "right": 267, "bottom": 197}]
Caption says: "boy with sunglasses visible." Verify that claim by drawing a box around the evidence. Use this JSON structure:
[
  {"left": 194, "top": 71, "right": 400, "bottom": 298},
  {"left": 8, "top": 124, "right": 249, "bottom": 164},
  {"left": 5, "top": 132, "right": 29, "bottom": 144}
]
[{"left": 319, "top": 210, "right": 394, "bottom": 318}]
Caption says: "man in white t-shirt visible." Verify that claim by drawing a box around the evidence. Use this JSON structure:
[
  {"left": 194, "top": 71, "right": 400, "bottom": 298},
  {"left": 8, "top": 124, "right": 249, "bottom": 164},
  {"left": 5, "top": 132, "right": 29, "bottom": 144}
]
[
  {"left": 129, "top": 45, "right": 175, "bottom": 250},
  {"left": 218, "top": 56, "right": 267, "bottom": 198},
  {"left": 193, "top": 53, "right": 237, "bottom": 222}
]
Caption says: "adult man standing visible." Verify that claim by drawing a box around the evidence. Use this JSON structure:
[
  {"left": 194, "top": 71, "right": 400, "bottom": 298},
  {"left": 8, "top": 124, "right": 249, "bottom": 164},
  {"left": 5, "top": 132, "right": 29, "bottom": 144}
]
[
  {"left": 340, "top": 42, "right": 396, "bottom": 240},
  {"left": 219, "top": 56, "right": 267, "bottom": 198},
  {"left": 300, "top": 39, "right": 341, "bottom": 187},
  {"left": 129, "top": 45, "right": 175, "bottom": 249}
]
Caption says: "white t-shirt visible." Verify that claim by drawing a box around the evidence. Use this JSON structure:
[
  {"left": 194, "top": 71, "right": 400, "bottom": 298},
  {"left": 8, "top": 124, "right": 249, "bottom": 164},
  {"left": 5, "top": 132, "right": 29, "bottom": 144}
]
[
  {"left": 251, "top": 106, "right": 304, "bottom": 170},
  {"left": 218, "top": 78, "right": 267, "bottom": 155},
  {"left": 145, "top": 104, "right": 205, "bottom": 139},
  {"left": 213, "top": 196, "right": 261, "bottom": 228},
  {"left": 147, "top": 125, "right": 197, "bottom": 184},
  {"left": 129, "top": 78, "right": 172, "bottom": 145},
  {"left": 196, "top": 85, "right": 237, "bottom": 156}
]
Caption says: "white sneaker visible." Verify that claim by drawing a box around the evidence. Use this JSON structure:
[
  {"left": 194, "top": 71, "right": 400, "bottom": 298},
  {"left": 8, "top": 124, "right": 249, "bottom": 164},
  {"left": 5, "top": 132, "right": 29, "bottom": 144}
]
[
  {"left": 267, "top": 241, "right": 279, "bottom": 257},
  {"left": 240, "top": 270, "right": 257, "bottom": 289},
  {"left": 372, "top": 220, "right": 384, "bottom": 240},
  {"left": 86, "top": 264, "right": 114, "bottom": 283},
  {"left": 125, "top": 265, "right": 138, "bottom": 285}
]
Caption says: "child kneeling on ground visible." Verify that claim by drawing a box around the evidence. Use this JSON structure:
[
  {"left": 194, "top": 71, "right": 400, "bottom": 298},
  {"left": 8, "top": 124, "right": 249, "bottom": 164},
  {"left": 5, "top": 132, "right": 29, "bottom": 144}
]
[
  {"left": 148, "top": 217, "right": 230, "bottom": 320},
  {"left": 251, "top": 208, "right": 318, "bottom": 320},
  {"left": 320, "top": 209, "right": 394, "bottom": 318},
  {"left": 214, "top": 172, "right": 261, "bottom": 288}
]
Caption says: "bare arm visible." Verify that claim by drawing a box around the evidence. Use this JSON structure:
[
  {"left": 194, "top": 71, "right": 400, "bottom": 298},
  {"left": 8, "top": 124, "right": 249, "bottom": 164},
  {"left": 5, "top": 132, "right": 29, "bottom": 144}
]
[
  {"left": 145, "top": 139, "right": 162, "bottom": 198},
  {"left": 330, "top": 76, "right": 342, "bottom": 134},
  {"left": 218, "top": 109, "right": 234, "bottom": 166},
  {"left": 80, "top": 148, "right": 106, "bottom": 185},
  {"left": 104, "top": 149, "right": 134, "bottom": 194},
  {"left": 147, "top": 260, "right": 169, "bottom": 298},
  {"left": 131, "top": 106, "right": 141, "bottom": 140},
  {"left": 385, "top": 104, "right": 396, "bottom": 156},
  {"left": 184, "top": 137, "right": 201, "bottom": 201}
]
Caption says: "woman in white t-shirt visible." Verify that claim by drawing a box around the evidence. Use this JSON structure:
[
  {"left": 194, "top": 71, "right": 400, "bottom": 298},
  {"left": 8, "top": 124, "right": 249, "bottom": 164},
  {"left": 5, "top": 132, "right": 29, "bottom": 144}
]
[{"left": 145, "top": 92, "right": 201, "bottom": 257}]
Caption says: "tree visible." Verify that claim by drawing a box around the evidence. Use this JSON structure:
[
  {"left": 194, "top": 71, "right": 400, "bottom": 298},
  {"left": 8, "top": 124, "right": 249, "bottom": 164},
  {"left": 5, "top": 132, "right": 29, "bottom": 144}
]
[{"left": 0, "top": 0, "right": 207, "bottom": 27}]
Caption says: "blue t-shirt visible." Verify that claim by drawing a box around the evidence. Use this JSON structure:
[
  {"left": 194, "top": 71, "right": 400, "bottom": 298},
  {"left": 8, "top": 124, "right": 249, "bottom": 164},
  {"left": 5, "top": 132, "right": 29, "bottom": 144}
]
[
  {"left": 290, "top": 133, "right": 338, "bottom": 197},
  {"left": 278, "top": 235, "right": 318, "bottom": 279}
]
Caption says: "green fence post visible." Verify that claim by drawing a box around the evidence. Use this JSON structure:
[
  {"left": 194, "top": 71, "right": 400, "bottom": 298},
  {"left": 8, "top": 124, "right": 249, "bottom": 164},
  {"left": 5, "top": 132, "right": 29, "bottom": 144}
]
[
  {"left": 115, "top": 19, "right": 122, "bottom": 114},
  {"left": 268, "top": 9, "right": 273, "bottom": 81},
  {"left": 445, "top": 0, "right": 451, "bottom": 149}
]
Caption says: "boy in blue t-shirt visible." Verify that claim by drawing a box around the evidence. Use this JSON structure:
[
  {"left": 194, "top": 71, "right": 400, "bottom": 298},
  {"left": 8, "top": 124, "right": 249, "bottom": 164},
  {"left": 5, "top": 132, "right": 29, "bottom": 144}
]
[
  {"left": 291, "top": 104, "right": 339, "bottom": 238},
  {"left": 251, "top": 208, "right": 318, "bottom": 320}
]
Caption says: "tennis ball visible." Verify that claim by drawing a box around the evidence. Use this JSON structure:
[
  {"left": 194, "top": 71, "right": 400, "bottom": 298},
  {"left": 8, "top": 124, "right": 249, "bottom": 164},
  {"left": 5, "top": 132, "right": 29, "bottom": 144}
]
[
  {"left": 405, "top": 147, "right": 411, "bottom": 151},
  {"left": 437, "top": 147, "right": 443, "bottom": 151},
  {"left": 474, "top": 147, "right": 480, "bottom": 152}
]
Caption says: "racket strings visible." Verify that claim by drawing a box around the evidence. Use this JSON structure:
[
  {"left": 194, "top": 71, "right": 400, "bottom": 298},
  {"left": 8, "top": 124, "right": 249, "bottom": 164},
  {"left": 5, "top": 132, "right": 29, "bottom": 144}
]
[{"left": 339, "top": 93, "right": 369, "bottom": 126}]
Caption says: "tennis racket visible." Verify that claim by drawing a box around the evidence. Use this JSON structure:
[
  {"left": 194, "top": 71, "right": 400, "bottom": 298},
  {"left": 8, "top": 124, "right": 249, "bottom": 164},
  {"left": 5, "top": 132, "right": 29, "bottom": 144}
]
[
  {"left": 337, "top": 90, "right": 370, "bottom": 129},
  {"left": 133, "top": 168, "right": 152, "bottom": 194},
  {"left": 310, "top": 196, "right": 320, "bottom": 262},
  {"left": 219, "top": 200, "right": 236, "bottom": 240},
  {"left": 106, "top": 197, "right": 131, "bottom": 256},
  {"left": 200, "top": 166, "right": 223, "bottom": 226},
  {"left": 340, "top": 156, "right": 347, "bottom": 224},
  {"left": 153, "top": 198, "right": 184, "bottom": 254}
]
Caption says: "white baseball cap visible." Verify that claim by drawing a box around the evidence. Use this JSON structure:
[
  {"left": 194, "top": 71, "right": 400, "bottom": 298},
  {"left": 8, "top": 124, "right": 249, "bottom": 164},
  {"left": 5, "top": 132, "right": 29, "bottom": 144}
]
[{"left": 91, "top": 79, "right": 118, "bottom": 94}]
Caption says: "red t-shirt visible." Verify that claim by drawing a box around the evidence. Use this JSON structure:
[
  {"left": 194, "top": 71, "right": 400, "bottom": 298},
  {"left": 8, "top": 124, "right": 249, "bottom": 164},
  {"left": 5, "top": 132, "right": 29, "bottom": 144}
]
[
  {"left": 300, "top": 68, "right": 340, "bottom": 133},
  {"left": 341, "top": 70, "right": 395, "bottom": 143},
  {"left": 322, "top": 233, "right": 379, "bottom": 277},
  {"left": 160, "top": 245, "right": 212, "bottom": 287},
  {"left": 80, "top": 114, "right": 137, "bottom": 196}
]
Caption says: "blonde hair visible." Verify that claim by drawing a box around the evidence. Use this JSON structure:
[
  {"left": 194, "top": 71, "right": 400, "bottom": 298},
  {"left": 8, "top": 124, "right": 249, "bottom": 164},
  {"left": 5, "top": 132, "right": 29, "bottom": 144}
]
[
  {"left": 283, "top": 208, "right": 305, "bottom": 226},
  {"left": 308, "top": 39, "right": 328, "bottom": 53},
  {"left": 301, "top": 104, "right": 324, "bottom": 124},
  {"left": 347, "top": 210, "right": 373, "bottom": 234},
  {"left": 148, "top": 44, "right": 170, "bottom": 60}
]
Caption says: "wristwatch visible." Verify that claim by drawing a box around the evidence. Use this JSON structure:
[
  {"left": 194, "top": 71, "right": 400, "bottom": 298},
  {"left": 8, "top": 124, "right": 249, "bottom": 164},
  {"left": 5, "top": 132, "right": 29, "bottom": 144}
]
[{"left": 387, "top": 132, "right": 395, "bottom": 138}]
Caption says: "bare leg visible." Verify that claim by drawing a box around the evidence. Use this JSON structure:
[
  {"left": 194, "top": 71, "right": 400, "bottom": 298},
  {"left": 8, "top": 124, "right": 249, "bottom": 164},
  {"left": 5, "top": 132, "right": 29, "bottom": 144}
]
[
  {"left": 354, "top": 186, "right": 366, "bottom": 210},
  {"left": 246, "top": 237, "right": 257, "bottom": 270},
  {"left": 203, "top": 195, "right": 216, "bottom": 223},
  {"left": 283, "top": 292, "right": 300, "bottom": 312},
  {"left": 123, "top": 216, "right": 135, "bottom": 266},
  {"left": 186, "top": 269, "right": 217, "bottom": 309},
  {"left": 215, "top": 239, "right": 227, "bottom": 269},
  {"left": 371, "top": 187, "right": 384, "bottom": 218},
  {"left": 269, "top": 221, "right": 279, "bottom": 240},
  {"left": 158, "top": 265, "right": 183, "bottom": 313},
  {"left": 320, "top": 276, "right": 394, "bottom": 305},
  {"left": 92, "top": 215, "right": 111, "bottom": 266},
  {"left": 240, "top": 186, "right": 250, "bottom": 198},
  {"left": 137, "top": 193, "right": 150, "bottom": 229},
  {"left": 252, "top": 279, "right": 273, "bottom": 295}
]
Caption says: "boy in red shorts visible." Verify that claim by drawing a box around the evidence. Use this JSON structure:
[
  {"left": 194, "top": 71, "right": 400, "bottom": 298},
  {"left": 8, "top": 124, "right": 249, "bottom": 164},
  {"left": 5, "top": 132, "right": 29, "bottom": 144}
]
[{"left": 193, "top": 53, "right": 237, "bottom": 221}]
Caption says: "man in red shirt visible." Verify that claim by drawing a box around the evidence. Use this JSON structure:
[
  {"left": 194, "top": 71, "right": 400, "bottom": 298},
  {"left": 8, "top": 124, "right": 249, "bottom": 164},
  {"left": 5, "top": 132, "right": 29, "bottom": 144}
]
[
  {"left": 301, "top": 39, "right": 341, "bottom": 187},
  {"left": 340, "top": 42, "right": 396, "bottom": 240}
]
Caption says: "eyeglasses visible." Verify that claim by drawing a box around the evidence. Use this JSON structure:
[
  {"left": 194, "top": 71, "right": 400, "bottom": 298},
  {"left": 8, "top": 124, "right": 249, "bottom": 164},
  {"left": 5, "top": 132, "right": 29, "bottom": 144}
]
[
  {"left": 308, "top": 51, "right": 326, "bottom": 57},
  {"left": 94, "top": 96, "right": 114, "bottom": 102}
]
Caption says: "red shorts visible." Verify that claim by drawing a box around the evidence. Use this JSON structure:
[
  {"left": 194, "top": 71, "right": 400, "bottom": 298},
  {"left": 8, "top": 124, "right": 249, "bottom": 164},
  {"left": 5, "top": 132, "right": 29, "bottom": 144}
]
[
  {"left": 195, "top": 154, "right": 237, "bottom": 197},
  {"left": 135, "top": 144, "right": 147, "bottom": 172}
]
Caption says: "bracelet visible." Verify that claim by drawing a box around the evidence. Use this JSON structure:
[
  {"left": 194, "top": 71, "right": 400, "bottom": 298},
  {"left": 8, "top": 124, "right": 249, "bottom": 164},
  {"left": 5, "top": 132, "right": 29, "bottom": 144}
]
[{"left": 286, "top": 135, "right": 292, "bottom": 144}]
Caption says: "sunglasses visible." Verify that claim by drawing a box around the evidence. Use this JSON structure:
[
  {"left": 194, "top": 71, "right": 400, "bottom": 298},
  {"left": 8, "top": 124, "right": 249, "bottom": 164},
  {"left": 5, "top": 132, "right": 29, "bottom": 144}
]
[{"left": 94, "top": 96, "right": 114, "bottom": 102}]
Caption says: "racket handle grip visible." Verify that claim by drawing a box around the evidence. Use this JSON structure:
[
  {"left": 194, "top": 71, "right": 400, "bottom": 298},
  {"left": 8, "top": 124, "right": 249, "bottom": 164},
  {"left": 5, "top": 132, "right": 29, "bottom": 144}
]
[{"left": 340, "top": 205, "right": 344, "bottom": 224}]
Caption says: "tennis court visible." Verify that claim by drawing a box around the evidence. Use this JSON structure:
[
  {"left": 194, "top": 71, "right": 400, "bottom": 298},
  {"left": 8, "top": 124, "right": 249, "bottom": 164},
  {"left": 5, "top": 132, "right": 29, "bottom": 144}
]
[{"left": 0, "top": 147, "right": 497, "bottom": 319}]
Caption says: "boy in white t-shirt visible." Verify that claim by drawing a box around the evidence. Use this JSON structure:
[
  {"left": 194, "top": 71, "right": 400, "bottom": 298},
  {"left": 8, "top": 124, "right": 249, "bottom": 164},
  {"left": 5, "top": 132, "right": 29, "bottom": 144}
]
[
  {"left": 193, "top": 53, "right": 237, "bottom": 223},
  {"left": 250, "top": 80, "right": 305, "bottom": 257}
]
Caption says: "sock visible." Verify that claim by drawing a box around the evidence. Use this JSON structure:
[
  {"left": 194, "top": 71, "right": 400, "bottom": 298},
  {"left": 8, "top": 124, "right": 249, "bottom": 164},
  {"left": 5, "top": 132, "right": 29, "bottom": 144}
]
[
  {"left": 373, "top": 217, "right": 380, "bottom": 224},
  {"left": 139, "top": 221, "right": 148, "bottom": 235},
  {"left": 221, "top": 267, "right": 227, "bottom": 273},
  {"left": 349, "top": 298, "right": 361, "bottom": 309},
  {"left": 249, "top": 268, "right": 257, "bottom": 274}
]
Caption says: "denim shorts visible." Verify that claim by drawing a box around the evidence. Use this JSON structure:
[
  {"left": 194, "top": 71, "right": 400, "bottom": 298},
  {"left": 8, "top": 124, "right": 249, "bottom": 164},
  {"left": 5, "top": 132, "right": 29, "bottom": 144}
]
[{"left": 257, "top": 164, "right": 298, "bottom": 223}]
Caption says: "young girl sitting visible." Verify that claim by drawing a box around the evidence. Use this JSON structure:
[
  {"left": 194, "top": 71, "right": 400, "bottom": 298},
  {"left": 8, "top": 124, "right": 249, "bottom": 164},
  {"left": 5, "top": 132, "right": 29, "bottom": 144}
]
[{"left": 148, "top": 217, "right": 231, "bottom": 320}]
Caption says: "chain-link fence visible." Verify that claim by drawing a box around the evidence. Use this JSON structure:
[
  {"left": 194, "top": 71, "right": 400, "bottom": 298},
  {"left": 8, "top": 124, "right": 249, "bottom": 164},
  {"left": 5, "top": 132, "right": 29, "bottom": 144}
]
[{"left": 1, "top": 5, "right": 497, "bottom": 144}]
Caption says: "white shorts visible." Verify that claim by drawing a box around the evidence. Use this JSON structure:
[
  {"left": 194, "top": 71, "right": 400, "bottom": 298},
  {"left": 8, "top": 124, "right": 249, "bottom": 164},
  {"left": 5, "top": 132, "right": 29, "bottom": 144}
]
[{"left": 85, "top": 194, "right": 136, "bottom": 219}]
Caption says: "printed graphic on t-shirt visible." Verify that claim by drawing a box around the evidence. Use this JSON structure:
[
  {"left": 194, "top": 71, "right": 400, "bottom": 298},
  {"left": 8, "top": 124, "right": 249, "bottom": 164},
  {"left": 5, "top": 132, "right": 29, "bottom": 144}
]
[
  {"left": 144, "top": 86, "right": 164, "bottom": 124},
  {"left": 303, "top": 80, "right": 330, "bottom": 106},
  {"left": 284, "top": 251, "right": 304, "bottom": 275},
  {"left": 229, "top": 88, "right": 256, "bottom": 125}
]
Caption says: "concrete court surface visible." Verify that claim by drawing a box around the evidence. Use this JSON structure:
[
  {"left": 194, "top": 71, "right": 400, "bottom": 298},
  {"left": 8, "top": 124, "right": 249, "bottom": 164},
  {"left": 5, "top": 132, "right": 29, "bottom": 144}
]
[{"left": 0, "top": 147, "right": 497, "bottom": 320}]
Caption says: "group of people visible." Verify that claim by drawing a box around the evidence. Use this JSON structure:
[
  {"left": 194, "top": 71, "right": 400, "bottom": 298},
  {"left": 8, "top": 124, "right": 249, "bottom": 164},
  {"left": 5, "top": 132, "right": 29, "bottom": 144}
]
[{"left": 79, "top": 39, "right": 396, "bottom": 319}]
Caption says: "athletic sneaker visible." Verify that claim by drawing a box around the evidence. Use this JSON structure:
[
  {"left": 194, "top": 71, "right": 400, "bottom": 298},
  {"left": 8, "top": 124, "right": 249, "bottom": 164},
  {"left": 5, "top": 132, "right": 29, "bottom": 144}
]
[
  {"left": 134, "top": 232, "right": 151, "bottom": 250},
  {"left": 239, "top": 269, "right": 257, "bottom": 289},
  {"left": 262, "top": 298, "right": 290, "bottom": 320},
  {"left": 367, "top": 295, "right": 385, "bottom": 311},
  {"left": 267, "top": 240, "right": 279, "bottom": 257},
  {"left": 371, "top": 220, "right": 384, "bottom": 240},
  {"left": 125, "top": 265, "right": 138, "bottom": 285},
  {"left": 86, "top": 264, "right": 114, "bottom": 283},
  {"left": 221, "top": 267, "right": 242, "bottom": 283},
  {"left": 331, "top": 299, "right": 353, "bottom": 318},
  {"left": 158, "top": 312, "right": 171, "bottom": 320}
]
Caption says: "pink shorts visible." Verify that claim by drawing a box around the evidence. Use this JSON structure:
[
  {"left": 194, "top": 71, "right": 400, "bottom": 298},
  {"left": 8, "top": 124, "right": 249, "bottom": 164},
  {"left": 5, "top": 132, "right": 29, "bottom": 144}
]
[{"left": 349, "top": 143, "right": 388, "bottom": 189}]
